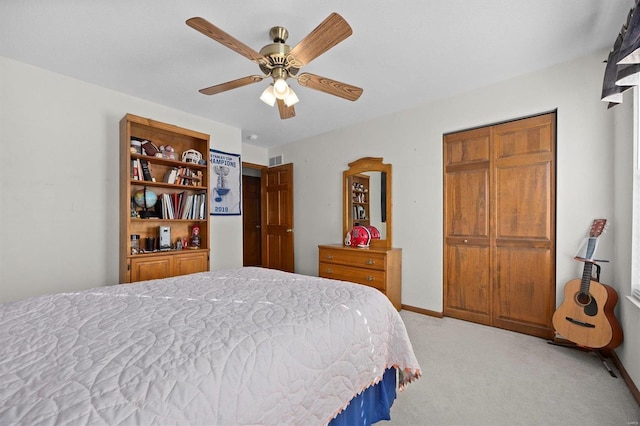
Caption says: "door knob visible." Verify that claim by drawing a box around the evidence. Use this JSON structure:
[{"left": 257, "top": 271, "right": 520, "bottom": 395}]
[{"left": 286, "top": 228, "right": 294, "bottom": 233}]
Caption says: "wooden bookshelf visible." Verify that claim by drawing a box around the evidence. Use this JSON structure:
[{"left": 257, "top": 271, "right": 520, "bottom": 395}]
[{"left": 119, "top": 113, "right": 210, "bottom": 283}]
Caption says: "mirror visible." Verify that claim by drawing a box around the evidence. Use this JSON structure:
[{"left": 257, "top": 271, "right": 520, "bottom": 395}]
[{"left": 343, "top": 157, "right": 392, "bottom": 249}]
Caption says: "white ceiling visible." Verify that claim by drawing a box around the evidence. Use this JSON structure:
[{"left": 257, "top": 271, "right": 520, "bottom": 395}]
[{"left": 0, "top": 0, "right": 633, "bottom": 149}]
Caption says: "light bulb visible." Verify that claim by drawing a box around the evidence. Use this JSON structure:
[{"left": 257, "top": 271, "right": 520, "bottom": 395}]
[
  {"left": 273, "top": 78, "right": 289, "bottom": 99},
  {"left": 284, "top": 87, "right": 299, "bottom": 107},
  {"left": 260, "top": 85, "right": 276, "bottom": 106}
]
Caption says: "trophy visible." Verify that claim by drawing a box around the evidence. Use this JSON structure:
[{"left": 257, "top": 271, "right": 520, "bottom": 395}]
[{"left": 213, "top": 165, "right": 230, "bottom": 202}]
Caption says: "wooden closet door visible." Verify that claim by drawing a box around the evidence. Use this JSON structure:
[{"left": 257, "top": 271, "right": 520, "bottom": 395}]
[
  {"left": 443, "top": 112, "right": 556, "bottom": 339},
  {"left": 443, "top": 127, "right": 492, "bottom": 325},
  {"left": 492, "top": 114, "right": 555, "bottom": 338}
]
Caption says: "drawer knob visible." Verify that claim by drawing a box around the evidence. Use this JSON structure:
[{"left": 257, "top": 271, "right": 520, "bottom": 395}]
[
  {"left": 367, "top": 275, "right": 374, "bottom": 281},
  {"left": 325, "top": 268, "right": 333, "bottom": 274},
  {"left": 325, "top": 254, "right": 333, "bottom": 260},
  {"left": 366, "top": 258, "right": 375, "bottom": 265}
]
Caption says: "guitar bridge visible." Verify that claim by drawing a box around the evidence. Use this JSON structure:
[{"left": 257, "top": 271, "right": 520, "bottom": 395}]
[{"left": 565, "top": 317, "right": 596, "bottom": 328}]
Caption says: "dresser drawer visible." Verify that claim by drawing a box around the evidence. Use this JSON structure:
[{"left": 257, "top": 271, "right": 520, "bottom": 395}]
[
  {"left": 319, "top": 262, "right": 386, "bottom": 291},
  {"left": 318, "top": 247, "right": 386, "bottom": 271}
]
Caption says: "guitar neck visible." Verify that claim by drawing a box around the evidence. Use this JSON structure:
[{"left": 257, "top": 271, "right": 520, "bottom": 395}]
[{"left": 579, "top": 237, "right": 597, "bottom": 294}]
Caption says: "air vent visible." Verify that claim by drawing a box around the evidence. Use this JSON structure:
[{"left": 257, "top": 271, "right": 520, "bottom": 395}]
[{"left": 269, "top": 155, "right": 283, "bottom": 167}]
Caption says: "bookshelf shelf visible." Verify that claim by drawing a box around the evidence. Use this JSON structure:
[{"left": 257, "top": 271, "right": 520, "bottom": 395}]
[
  {"left": 130, "top": 180, "right": 205, "bottom": 189},
  {"left": 130, "top": 218, "right": 209, "bottom": 223},
  {"left": 130, "top": 153, "right": 207, "bottom": 169},
  {"left": 119, "top": 113, "right": 211, "bottom": 283}
]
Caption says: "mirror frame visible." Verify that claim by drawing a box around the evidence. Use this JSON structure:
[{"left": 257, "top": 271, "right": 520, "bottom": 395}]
[{"left": 343, "top": 157, "right": 392, "bottom": 249}]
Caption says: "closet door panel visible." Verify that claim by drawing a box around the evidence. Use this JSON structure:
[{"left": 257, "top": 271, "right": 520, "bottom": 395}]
[
  {"left": 445, "top": 134, "right": 490, "bottom": 165},
  {"left": 445, "top": 244, "right": 491, "bottom": 324},
  {"left": 494, "top": 114, "right": 554, "bottom": 159},
  {"left": 495, "top": 161, "right": 552, "bottom": 239},
  {"left": 443, "top": 128, "right": 491, "bottom": 323},
  {"left": 492, "top": 113, "right": 555, "bottom": 338},
  {"left": 493, "top": 246, "right": 554, "bottom": 337},
  {"left": 446, "top": 169, "right": 490, "bottom": 237}
]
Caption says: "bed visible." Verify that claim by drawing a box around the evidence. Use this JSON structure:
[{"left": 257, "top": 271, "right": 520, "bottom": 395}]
[{"left": 0, "top": 267, "right": 421, "bottom": 425}]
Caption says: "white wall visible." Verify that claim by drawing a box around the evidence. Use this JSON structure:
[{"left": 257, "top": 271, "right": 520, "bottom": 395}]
[
  {"left": 241, "top": 143, "right": 269, "bottom": 166},
  {"left": 276, "top": 51, "right": 615, "bottom": 310},
  {"left": 274, "top": 50, "right": 640, "bottom": 388},
  {"left": 0, "top": 56, "right": 249, "bottom": 302}
]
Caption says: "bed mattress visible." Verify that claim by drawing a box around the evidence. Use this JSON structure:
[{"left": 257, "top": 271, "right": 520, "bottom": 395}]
[{"left": 0, "top": 267, "right": 420, "bottom": 425}]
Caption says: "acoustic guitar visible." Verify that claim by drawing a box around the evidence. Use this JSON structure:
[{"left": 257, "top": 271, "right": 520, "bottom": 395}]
[{"left": 552, "top": 219, "right": 623, "bottom": 350}]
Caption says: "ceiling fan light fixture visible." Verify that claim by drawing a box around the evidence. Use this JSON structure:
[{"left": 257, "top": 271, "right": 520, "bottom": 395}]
[
  {"left": 284, "top": 87, "right": 299, "bottom": 107},
  {"left": 188, "top": 14, "right": 363, "bottom": 119},
  {"left": 260, "top": 85, "right": 276, "bottom": 106},
  {"left": 273, "top": 78, "right": 290, "bottom": 99}
]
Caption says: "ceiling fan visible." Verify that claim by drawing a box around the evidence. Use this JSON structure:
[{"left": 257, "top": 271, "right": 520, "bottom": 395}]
[{"left": 186, "top": 13, "right": 363, "bottom": 119}]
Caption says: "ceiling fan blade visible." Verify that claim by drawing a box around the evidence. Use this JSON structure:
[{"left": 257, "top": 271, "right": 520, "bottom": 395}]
[
  {"left": 277, "top": 99, "right": 296, "bottom": 119},
  {"left": 287, "top": 13, "right": 352, "bottom": 68},
  {"left": 296, "top": 73, "right": 363, "bottom": 101},
  {"left": 199, "top": 75, "right": 265, "bottom": 95},
  {"left": 187, "top": 17, "right": 268, "bottom": 65}
]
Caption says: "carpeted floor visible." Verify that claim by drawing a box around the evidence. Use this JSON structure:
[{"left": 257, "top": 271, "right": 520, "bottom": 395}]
[{"left": 388, "top": 311, "right": 640, "bottom": 426}]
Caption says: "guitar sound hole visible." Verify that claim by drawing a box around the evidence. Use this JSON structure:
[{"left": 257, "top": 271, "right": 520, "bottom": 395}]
[{"left": 575, "top": 292, "right": 591, "bottom": 306}]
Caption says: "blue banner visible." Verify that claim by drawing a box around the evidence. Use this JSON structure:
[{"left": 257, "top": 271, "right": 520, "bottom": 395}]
[{"left": 209, "top": 149, "right": 241, "bottom": 215}]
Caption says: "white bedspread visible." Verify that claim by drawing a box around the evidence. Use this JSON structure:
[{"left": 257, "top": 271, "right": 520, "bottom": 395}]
[{"left": 0, "top": 267, "right": 420, "bottom": 425}]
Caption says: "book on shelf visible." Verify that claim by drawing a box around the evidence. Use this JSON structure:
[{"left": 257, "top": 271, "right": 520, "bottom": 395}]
[
  {"left": 146, "top": 161, "right": 156, "bottom": 182},
  {"left": 139, "top": 159, "right": 153, "bottom": 181},
  {"left": 174, "top": 192, "right": 184, "bottom": 218},
  {"left": 164, "top": 167, "right": 178, "bottom": 184},
  {"left": 131, "top": 158, "right": 144, "bottom": 181},
  {"left": 155, "top": 191, "right": 207, "bottom": 220},
  {"left": 131, "top": 159, "right": 139, "bottom": 180},
  {"left": 160, "top": 194, "right": 167, "bottom": 219},
  {"left": 174, "top": 167, "right": 203, "bottom": 187},
  {"left": 171, "top": 192, "right": 177, "bottom": 217},
  {"left": 182, "top": 195, "right": 193, "bottom": 220},
  {"left": 141, "top": 140, "right": 160, "bottom": 157},
  {"left": 198, "top": 193, "right": 206, "bottom": 219},
  {"left": 194, "top": 193, "right": 201, "bottom": 219},
  {"left": 161, "top": 193, "right": 175, "bottom": 219}
]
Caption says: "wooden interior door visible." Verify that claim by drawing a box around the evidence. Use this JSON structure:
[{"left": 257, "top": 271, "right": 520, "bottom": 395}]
[
  {"left": 443, "top": 127, "right": 492, "bottom": 326},
  {"left": 444, "top": 112, "right": 556, "bottom": 339},
  {"left": 491, "top": 115, "right": 556, "bottom": 338},
  {"left": 263, "top": 163, "right": 295, "bottom": 272},
  {"left": 242, "top": 174, "right": 262, "bottom": 266}
]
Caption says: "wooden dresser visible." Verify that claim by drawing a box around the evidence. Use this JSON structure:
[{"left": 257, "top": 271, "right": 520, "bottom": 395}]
[{"left": 318, "top": 244, "right": 402, "bottom": 310}]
